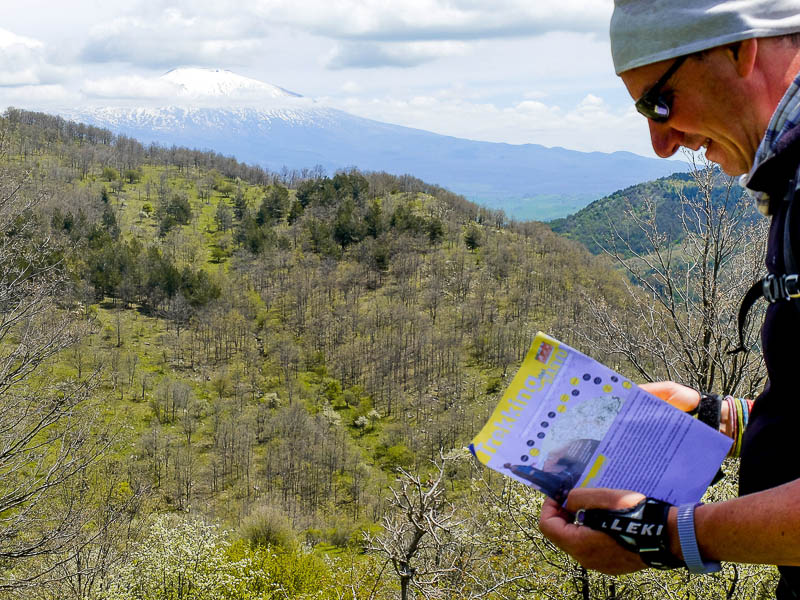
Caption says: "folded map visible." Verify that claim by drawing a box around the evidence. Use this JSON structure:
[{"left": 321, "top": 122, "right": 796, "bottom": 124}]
[{"left": 470, "top": 332, "right": 732, "bottom": 505}]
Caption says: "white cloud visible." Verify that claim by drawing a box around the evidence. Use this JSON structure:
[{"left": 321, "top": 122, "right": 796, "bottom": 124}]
[
  {"left": 0, "top": 84, "right": 81, "bottom": 109},
  {"left": 579, "top": 94, "right": 606, "bottom": 108},
  {"left": 81, "top": 76, "right": 182, "bottom": 99},
  {"left": 0, "top": 27, "right": 68, "bottom": 86},
  {"left": 340, "top": 80, "right": 361, "bottom": 94},
  {"left": 524, "top": 90, "right": 549, "bottom": 100},
  {"left": 80, "top": 10, "right": 268, "bottom": 67},
  {"left": 327, "top": 40, "right": 468, "bottom": 69},
  {"left": 0, "top": 29, "right": 42, "bottom": 50},
  {"left": 515, "top": 99, "right": 555, "bottom": 114},
  {"left": 75, "top": 0, "right": 614, "bottom": 71},
  {"left": 254, "top": 0, "right": 613, "bottom": 41}
]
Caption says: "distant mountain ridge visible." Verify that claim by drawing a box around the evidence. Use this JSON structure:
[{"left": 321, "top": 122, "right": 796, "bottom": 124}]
[
  {"left": 549, "top": 170, "right": 759, "bottom": 255},
  {"left": 58, "top": 67, "right": 687, "bottom": 221}
]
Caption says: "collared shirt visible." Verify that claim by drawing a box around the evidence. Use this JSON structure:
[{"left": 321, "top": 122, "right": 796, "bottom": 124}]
[{"left": 741, "top": 69, "right": 800, "bottom": 215}]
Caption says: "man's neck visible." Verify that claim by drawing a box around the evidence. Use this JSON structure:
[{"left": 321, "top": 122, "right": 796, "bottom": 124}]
[{"left": 754, "top": 37, "right": 800, "bottom": 134}]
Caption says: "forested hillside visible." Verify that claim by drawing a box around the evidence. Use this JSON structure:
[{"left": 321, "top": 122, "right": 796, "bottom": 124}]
[
  {"left": 549, "top": 167, "right": 760, "bottom": 256},
  {"left": 0, "top": 108, "right": 777, "bottom": 599}
]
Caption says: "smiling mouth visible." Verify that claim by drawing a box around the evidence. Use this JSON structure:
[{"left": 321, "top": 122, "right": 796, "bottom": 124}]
[
  {"left": 685, "top": 139, "right": 712, "bottom": 152},
  {"left": 693, "top": 139, "right": 712, "bottom": 153}
]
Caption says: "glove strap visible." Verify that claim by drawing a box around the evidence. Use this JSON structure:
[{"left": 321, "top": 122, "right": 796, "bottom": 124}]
[
  {"left": 689, "top": 392, "right": 722, "bottom": 431},
  {"left": 575, "top": 498, "right": 684, "bottom": 570}
]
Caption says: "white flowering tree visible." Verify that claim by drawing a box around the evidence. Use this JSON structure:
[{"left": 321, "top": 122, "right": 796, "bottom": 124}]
[{"left": 102, "top": 515, "right": 277, "bottom": 600}]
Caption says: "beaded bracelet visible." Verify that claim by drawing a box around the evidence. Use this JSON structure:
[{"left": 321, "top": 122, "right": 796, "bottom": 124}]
[{"left": 721, "top": 395, "right": 753, "bottom": 457}]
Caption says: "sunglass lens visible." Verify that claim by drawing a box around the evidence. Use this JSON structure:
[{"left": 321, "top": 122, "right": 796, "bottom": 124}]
[{"left": 636, "top": 97, "right": 670, "bottom": 122}]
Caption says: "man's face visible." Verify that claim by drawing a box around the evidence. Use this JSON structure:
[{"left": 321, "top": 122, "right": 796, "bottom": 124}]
[{"left": 619, "top": 48, "right": 763, "bottom": 176}]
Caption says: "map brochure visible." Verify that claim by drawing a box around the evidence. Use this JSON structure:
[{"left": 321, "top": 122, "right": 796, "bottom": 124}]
[{"left": 469, "top": 332, "right": 732, "bottom": 505}]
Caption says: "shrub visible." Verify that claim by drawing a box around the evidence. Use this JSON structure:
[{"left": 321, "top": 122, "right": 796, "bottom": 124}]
[
  {"left": 464, "top": 222, "right": 483, "bottom": 250},
  {"left": 239, "top": 504, "right": 298, "bottom": 550},
  {"left": 382, "top": 444, "right": 415, "bottom": 470},
  {"left": 486, "top": 376, "right": 503, "bottom": 394},
  {"left": 102, "top": 166, "right": 119, "bottom": 182}
]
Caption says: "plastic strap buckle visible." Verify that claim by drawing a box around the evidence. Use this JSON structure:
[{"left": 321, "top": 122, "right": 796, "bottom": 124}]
[
  {"left": 764, "top": 274, "right": 783, "bottom": 302},
  {"left": 785, "top": 274, "right": 800, "bottom": 299},
  {"left": 763, "top": 273, "right": 800, "bottom": 302}
]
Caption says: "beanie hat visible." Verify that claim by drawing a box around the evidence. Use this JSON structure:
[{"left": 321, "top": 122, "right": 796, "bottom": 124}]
[{"left": 611, "top": 0, "right": 800, "bottom": 74}]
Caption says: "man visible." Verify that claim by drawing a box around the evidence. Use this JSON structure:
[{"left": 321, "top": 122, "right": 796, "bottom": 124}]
[{"left": 539, "top": 2, "right": 800, "bottom": 597}]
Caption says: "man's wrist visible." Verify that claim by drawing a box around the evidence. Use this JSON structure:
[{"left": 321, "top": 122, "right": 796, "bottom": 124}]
[
  {"left": 677, "top": 503, "right": 722, "bottom": 573},
  {"left": 667, "top": 505, "right": 682, "bottom": 561},
  {"left": 719, "top": 399, "right": 732, "bottom": 437}
]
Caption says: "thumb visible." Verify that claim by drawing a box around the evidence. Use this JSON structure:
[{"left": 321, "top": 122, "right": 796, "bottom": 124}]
[{"left": 564, "top": 488, "right": 645, "bottom": 513}]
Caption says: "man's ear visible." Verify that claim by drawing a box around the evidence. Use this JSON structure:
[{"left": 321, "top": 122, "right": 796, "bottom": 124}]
[{"left": 731, "top": 38, "right": 758, "bottom": 78}]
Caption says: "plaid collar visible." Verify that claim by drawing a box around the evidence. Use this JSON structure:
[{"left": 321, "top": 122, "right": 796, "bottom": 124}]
[{"left": 742, "top": 69, "right": 800, "bottom": 216}]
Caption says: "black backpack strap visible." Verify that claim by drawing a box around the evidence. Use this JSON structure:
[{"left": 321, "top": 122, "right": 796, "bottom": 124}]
[
  {"left": 730, "top": 274, "right": 800, "bottom": 354},
  {"left": 731, "top": 142, "right": 800, "bottom": 354},
  {"left": 729, "top": 279, "right": 767, "bottom": 354}
]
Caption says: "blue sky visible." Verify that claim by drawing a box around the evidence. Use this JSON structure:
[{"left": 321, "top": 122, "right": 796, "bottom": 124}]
[{"left": 0, "top": 0, "right": 664, "bottom": 158}]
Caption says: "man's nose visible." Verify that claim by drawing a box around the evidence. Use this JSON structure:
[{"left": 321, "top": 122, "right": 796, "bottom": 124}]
[{"left": 648, "top": 120, "right": 682, "bottom": 158}]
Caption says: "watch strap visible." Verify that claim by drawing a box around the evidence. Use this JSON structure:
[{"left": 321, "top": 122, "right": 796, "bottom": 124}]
[{"left": 677, "top": 503, "right": 721, "bottom": 574}]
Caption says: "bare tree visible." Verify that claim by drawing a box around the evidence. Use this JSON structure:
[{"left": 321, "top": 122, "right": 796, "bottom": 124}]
[
  {"left": 582, "top": 154, "right": 768, "bottom": 397},
  {"left": 6, "top": 458, "right": 145, "bottom": 600},
  {"left": 367, "top": 455, "right": 459, "bottom": 600},
  {"left": 0, "top": 137, "right": 107, "bottom": 589},
  {"left": 367, "top": 452, "right": 534, "bottom": 600}
]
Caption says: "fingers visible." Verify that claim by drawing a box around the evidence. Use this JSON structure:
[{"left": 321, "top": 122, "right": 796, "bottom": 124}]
[
  {"left": 538, "top": 494, "right": 647, "bottom": 575},
  {"left": 541, "top": 497, "right": 570, "bottom": 519},
  {"left": 639, "top": 380, "right": 678, "bottom": 399},
  {"left": 539, "top": 498, "right": 572, "bottom": 537},
  {"left": 564, "top": 487, "right": 646, "bottom": 513},
  {"left": 640, "top": 380, "right": 700, "bottom": 412}
]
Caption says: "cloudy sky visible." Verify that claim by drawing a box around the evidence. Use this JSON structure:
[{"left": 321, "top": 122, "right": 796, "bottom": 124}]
[{"left": 1, "top": 0, "right": 663, "bottom": 158}]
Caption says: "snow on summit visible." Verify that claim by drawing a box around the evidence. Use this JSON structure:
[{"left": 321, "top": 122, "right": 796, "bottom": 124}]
[
  {"left": 160, "top": 68, "right": 302, "bottom": 101},
  {"left": 59, "top": 67, "right": 332, "bottom": 141}
]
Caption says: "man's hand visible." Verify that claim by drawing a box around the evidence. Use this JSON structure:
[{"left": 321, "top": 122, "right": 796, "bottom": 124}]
[
  {"left": 640, "top": 381, "right": 734, "bottom": 438},
  {"left": 538, "top": 488, "right": 650, "bottom": 575},
  {"left": 640, "top": 381, "right": 700, "bottom": 412}
]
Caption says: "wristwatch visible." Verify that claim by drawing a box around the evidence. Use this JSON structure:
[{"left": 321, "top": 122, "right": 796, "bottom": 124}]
[{"left": 677, "top": 503, "right": 721, "bottom": 574}]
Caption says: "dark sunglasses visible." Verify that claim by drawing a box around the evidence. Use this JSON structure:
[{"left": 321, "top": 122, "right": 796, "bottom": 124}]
[{"left": 634, "top": 54, "right": 689, "bottom": 122}]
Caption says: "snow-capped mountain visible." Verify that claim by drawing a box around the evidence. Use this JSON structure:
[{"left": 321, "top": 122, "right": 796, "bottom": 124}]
[
  {"left": 59, "top": 68, "right": 685, "bottom": 221},
  {"left": 160, "top": 68, "right": 301, "bottom": 100}
]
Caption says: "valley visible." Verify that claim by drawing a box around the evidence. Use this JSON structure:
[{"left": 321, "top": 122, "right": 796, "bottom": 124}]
[{"left": 0, "top": 108, "right": 774, "bottom": 599}]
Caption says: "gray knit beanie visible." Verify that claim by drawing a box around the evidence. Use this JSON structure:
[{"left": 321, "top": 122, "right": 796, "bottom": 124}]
[{"left": 611, "top": 0, "right": 800, "bottom": 74}]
